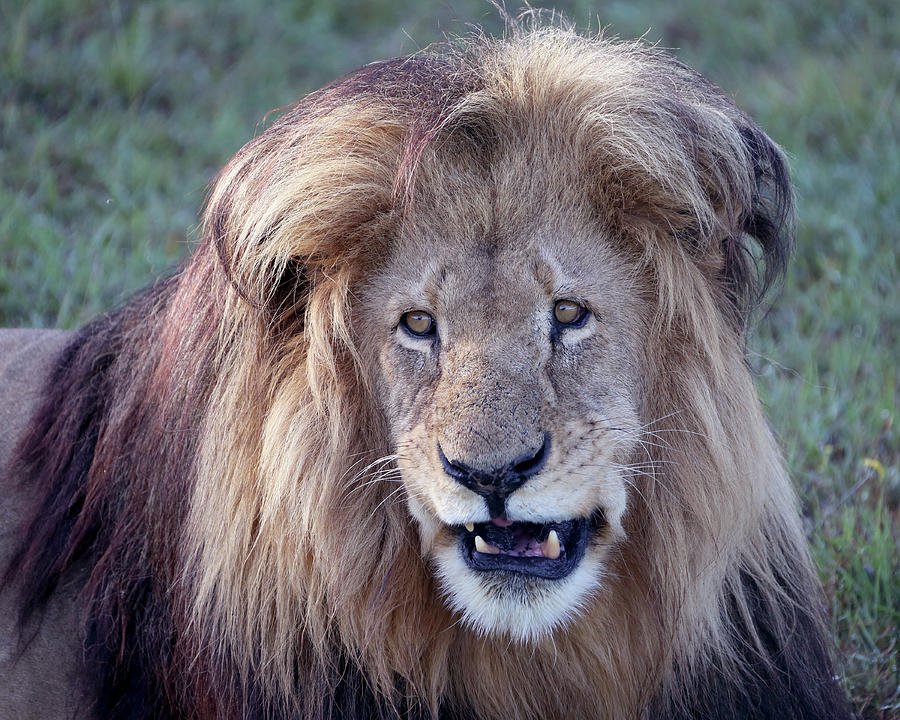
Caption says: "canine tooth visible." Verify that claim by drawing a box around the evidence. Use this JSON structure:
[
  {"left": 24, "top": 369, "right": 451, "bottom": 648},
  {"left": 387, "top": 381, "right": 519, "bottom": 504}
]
[
  {"left": 465, "top": 523, "right": 475, "bottom": 532},
  {"left": 474, "top": 535, "right": 500, "bottom": 555},
  {"left": 543, "top": 530, "right": 561, "bottom": 560}
]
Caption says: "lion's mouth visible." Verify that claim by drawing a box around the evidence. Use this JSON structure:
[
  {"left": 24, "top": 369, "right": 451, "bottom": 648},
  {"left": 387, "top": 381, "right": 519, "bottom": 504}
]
[{"left": 455, "top": 512, "right": 604, "bottom": 579}]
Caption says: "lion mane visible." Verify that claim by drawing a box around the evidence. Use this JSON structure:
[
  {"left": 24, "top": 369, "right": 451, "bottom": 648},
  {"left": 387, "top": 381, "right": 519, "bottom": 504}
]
[{"left": 2, "top": 26, "right": 853, "bottom": 720}]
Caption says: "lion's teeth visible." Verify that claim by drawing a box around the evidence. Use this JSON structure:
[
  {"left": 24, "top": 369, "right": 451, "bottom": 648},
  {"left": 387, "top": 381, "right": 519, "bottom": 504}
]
[
  {"left": 543, "top": 530, "right": 561, "bottom": 560},
  {"left": 465, "top": 523, "right": 475, "bottom": 532},
  {"left": 474, "top": 535, "right": 500, "bottom": 555}
]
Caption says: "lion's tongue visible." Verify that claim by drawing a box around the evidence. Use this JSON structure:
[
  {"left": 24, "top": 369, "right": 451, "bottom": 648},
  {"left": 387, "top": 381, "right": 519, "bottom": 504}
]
[{"left": 506, "top": 524, "right": 546, "bottom": 557}]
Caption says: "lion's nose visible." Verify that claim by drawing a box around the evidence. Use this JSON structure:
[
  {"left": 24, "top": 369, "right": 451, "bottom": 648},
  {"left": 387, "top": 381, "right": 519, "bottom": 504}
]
[{"left": 437, "top": 433, "right": 550, "bottom": 517}]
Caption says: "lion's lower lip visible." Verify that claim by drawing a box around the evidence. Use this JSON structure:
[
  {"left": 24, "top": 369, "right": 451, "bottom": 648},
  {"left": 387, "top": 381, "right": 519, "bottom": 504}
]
[{"left": 456, "top": 515, "right": 601, "bottom": 579}]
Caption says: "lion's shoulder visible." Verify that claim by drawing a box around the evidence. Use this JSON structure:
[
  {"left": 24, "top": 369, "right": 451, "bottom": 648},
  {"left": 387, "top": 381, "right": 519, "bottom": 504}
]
[
  {"left": 0, "top": 329, "right": 74, "bottom": 528},
  {"left": 0, "top": 329, "right": 88, "bottom": 720}
]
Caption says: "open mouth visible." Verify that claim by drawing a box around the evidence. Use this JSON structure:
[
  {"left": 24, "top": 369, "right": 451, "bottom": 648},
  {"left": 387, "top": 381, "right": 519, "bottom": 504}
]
[{"left": 456, "top": 511, "right": 605, "bottom": 580}]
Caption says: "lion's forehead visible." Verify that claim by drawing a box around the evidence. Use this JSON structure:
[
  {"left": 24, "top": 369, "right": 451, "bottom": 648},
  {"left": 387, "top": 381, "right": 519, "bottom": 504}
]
[{"left": 363, "top": 130, "right": 645, "bottom": 343}]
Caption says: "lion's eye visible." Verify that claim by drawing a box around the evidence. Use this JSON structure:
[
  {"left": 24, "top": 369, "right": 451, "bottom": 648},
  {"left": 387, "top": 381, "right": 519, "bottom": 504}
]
[
  {"left": 553, "top": 300, "right": 588, "bottom": 327},
  {"left": 401, "top": 310, "right": 436, "bottom": 337}
]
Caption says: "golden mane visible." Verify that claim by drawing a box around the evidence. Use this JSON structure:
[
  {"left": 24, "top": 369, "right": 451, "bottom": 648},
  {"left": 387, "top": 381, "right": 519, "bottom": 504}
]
[{"left": 3, "top": 25, "right": 852, "bottom": 720}]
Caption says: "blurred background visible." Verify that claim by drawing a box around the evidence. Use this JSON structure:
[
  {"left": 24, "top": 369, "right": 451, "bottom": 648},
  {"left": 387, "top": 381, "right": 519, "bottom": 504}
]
[{"left": 0, "top": 0, "right": 897, "bottom": 716}]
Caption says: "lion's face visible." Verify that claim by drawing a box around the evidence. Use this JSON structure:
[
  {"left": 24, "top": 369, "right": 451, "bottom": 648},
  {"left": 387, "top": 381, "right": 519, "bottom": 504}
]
[{"left": 362, "top": 157, "right": 651, "bottom": 641}]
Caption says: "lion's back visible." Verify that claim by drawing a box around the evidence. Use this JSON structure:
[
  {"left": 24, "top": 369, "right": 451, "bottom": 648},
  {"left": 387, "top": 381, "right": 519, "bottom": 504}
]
[{"left": 0, "top": 329, "right": 87, "bottom": 720}]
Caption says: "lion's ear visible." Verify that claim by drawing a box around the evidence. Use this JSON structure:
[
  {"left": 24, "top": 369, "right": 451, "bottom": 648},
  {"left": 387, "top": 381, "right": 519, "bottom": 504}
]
[
  {"left": 199, "top": 102, "right": 399, "bottom": 327},
  {"left": 203, "top": 180, "right": 310, "bottom": 327},
  {"left": 719, "top": 121, "right": 794, "bottom": 326}
]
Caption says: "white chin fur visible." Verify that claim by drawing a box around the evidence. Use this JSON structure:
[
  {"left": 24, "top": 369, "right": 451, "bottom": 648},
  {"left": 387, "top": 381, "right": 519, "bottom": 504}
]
[{"left": 431, "top": 541, "right": 604, "bottom": 643}]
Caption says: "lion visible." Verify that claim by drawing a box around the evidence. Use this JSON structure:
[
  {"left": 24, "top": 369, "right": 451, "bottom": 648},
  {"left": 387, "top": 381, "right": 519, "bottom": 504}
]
[{"left": 0, "top": 25, "right": 854, "bottom": 720}]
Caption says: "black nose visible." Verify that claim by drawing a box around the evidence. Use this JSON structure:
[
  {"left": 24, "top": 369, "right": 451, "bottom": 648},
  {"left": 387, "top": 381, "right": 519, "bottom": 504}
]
[{"left": 438, "top": 433, "right": 550, "bottom": 517}]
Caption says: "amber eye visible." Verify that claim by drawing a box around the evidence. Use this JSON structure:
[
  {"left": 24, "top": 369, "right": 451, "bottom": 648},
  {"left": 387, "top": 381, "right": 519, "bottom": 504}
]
[
  {"left": 553, "top": 299, "right": 588, "bottom": 327},
  {"left": 401, "top": 310, "right": 436, "bottom": 337}
]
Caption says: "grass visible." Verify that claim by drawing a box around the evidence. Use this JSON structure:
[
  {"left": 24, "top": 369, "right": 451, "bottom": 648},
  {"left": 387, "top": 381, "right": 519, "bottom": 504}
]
[{"left": 1, "top": 0, "right": 897, "bottom": 715}]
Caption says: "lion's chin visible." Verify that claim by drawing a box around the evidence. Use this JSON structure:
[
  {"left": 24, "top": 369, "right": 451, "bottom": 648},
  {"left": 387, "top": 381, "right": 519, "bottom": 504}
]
[{"left": 430, "top": 514, "right": 608, "bottom": 642}]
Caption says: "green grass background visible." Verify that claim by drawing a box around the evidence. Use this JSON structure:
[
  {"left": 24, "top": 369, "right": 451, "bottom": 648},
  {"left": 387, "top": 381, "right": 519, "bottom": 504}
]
[{"left": 1, "top": 0, "right": 897, "bottom": 716}]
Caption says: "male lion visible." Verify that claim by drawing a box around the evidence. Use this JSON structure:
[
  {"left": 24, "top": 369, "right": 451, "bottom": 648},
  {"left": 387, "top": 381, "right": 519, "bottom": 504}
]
[{"left": 1, "top": 26, "right": 853, "bottom": 720}]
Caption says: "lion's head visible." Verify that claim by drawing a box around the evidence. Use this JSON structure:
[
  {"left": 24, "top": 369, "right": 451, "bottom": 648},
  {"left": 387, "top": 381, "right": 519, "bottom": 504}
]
[
  {"left": 8, "top": 23, "right": 852, "bottom": 720},
  {"left": 365, "top": 156, "right": 645, "bottom": 640},
  {"left": 184, "top": 26, "right": 803, "bottom": 711}
]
